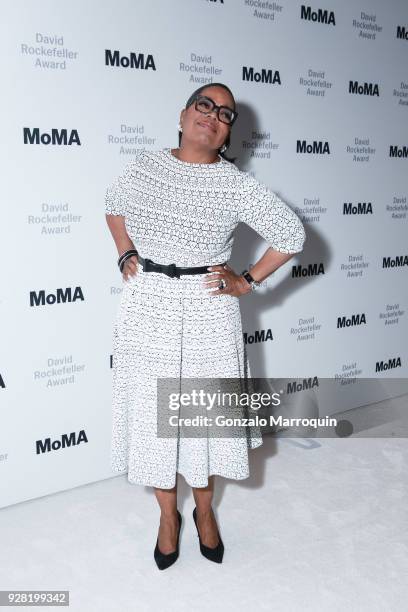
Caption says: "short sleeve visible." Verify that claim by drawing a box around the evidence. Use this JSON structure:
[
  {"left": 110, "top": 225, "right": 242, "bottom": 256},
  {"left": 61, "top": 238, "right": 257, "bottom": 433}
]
[
  {"left": 104, "top": 155, "right": 140, "bottom": 216},
  {"left": 237, "top": 174, "right": 306, "bottom": 254}
]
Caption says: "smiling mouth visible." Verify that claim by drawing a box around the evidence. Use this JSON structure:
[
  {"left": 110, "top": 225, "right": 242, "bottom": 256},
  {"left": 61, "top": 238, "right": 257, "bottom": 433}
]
[{"left": 197, "top": 121, "right": 216, "bottom": 133}]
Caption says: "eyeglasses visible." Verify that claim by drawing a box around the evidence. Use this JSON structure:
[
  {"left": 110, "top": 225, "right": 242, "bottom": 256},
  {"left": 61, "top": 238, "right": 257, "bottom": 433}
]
[{"left": 194, "top": 95, "right": 238, "bottom": 126}]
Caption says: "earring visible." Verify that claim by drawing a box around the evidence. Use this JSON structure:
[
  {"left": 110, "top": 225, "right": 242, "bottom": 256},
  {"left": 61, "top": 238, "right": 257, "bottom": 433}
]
[
  {"left": 220, "top": 144, "right": 227, "bottom": 153},
  {"left": 178, "top": 122, "right": 183, "bottom": 132}
]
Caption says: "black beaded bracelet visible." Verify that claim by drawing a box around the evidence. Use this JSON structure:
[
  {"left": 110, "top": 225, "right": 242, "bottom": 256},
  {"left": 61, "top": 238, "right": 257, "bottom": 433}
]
[
  {"left": 118, "top": 249, "right": 136, "bottom": 267},
  {"left": 118, "top": 249, "right": 138, "bottom": 272},
  {"left": 118, "top": 248, "right": 138, "bottom": 264}
]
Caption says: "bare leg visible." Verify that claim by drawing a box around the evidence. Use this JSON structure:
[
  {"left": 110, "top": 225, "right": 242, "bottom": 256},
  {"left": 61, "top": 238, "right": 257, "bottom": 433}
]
[
  {"left": 153, "top": 478, "right": 179, "bottom": 554},
  {"left": 192, "top": 475, "right": 220, "bottom": 547}
]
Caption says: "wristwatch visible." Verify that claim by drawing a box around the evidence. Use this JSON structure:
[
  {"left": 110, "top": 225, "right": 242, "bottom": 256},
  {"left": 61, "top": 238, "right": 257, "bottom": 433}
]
[{"left": 241, "top": 269, "right": 262, "bottom": 292}]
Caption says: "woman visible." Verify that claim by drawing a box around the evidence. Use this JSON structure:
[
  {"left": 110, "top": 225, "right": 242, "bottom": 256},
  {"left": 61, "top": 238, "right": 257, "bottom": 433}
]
[{"left": 105, "top": 82, "right": 306, "bottom": 569}]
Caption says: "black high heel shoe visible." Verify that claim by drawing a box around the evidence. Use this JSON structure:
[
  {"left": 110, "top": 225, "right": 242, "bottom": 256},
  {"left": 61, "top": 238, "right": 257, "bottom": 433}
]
[
  {"left": 192, "top": 506, "right": 224, "bottom": 563},
  {"left": 154, "top": 509, "right": 182, "bottom": 570}
]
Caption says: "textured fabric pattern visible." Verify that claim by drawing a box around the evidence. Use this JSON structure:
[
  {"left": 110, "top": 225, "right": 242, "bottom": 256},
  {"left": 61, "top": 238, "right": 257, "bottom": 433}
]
[{"left": 106, "top": 147, "right": 306, "bottom": 488}]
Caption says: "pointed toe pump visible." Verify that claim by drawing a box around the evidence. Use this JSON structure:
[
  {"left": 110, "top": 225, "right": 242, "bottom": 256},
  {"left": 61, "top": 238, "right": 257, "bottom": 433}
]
[
  {"left": 154, "top": 509, "right": 182, "bottom": 570},
  {"left": 193, "top": 506, "right": 224, "bottom": 563}
]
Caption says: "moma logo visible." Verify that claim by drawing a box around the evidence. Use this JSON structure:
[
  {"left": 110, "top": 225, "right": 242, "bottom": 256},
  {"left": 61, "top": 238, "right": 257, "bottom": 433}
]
[
  {"left": 343, "top": 202, "right": 373, "bottom": 215},
  {"left": 242, "top": 66, "right": 281, "bottom": 85},
  {"left": 349, "top": 80, "right": 379, "bottom": 96},
  {"left": 396, "top": 25, "right": 408, "bottom": 40},
  {"left": 23, "top": 127, "right": 80, "bottom": 145},
  {"left": 244, "top": 329, "right": 273, "bottom": 344},
  {"left": 297, "top": 140, "right": 330, "bottom": 154},
  {"left": 36, "top": 430, "right": 88, "bottom": 454},
  {"left": 105, "top": 49, "right": 156, "bottom": 70},
  {"left": 389, "top": 145, "right": 408, "bottom": 158},
  {"left": 382, "top": 255, "right": 408, "bottom": 268},
  {"left": 287, "top": 377, "right": 319, "bottom": 393},
  {"left": 292, "top": 262, "right": 325, "bottom": 277},
  {"left": 375, "top": 357, "right": 402, "bottom": 372},
  {"left": 337, "top": 313, "right": 367, "bottom": 328},
  {"left": 30, "top": 286, "right": 85, "bottom": 307},
  {"left": 300, "top": 5, "right": 336, "bottom": 25}
]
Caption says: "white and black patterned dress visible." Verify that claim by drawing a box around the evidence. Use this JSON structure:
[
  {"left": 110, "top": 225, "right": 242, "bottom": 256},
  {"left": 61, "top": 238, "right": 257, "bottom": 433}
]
[{"left": 105, "top": 147, "right": 306, "bottom": 488}]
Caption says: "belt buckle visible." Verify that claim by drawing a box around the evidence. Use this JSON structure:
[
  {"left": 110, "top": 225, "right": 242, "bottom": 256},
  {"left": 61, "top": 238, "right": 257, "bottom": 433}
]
[
  {"left": 164, "top": 263, "right": 180, "bottom": 279},
  {"left": 144, "top": 258, "right": 180, "bottom": 278}
]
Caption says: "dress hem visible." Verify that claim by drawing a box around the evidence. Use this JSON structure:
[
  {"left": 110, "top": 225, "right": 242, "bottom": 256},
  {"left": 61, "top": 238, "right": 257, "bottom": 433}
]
[{"left": 110, "top": 437, "right": 264, "bottom": 489}]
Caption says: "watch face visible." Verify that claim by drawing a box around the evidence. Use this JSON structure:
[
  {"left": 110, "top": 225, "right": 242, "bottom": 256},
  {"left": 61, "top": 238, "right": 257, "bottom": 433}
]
[{"left": 241, "top": 271, "right": 253, "bottom": 286}]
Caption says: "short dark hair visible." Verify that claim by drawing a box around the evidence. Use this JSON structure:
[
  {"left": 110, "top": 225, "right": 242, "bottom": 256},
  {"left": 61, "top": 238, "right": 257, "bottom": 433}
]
[{"left": 178, "top": 82, "right": 237, "bottom": 164}]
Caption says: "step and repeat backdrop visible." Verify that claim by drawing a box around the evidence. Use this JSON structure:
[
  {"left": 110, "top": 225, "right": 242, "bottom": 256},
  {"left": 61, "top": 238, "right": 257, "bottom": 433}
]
[{"left": 1, "top": 0, "right": 407, "bottom": 507}]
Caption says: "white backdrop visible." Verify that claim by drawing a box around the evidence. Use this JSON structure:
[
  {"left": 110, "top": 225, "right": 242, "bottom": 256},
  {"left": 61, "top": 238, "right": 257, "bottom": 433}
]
[{"left": 1, "top": 0, "right": 407, "bottom": 508}]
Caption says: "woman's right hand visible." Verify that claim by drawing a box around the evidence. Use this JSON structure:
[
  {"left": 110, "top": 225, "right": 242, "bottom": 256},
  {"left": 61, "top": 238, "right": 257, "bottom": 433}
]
[{"left": 122, "top": 255, "right": 139, "bottom": 281}]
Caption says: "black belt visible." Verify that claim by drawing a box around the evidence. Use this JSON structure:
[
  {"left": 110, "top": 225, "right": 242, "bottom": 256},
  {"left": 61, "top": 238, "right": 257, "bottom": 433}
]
[{"left": 137, "top": 253, "right": 226, "bottom": 279}]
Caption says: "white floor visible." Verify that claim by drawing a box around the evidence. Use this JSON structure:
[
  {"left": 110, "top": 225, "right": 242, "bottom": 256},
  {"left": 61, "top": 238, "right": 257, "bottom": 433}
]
[{"left": 1, "top": 395, "right": 407, "bottom": 612}]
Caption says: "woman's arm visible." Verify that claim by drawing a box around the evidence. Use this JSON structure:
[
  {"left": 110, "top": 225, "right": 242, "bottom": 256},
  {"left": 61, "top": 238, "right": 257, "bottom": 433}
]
[
  {"left": 204, "top": 174, "right": 306, "bottom": 297},
  {"left": 105, "top": 157, "right": 142, "bottom": 280},
  {"left": 242, "top": 247, "right": 295, "bottom": 284},
  {"left": 105, "top": 214, "right": 134, "bottom": 255},
  {"left": 234, "top": 173, "right": 305, "bottom": 289},
  {"left": 237, "top": 174, "right": 306, "bottom": 256},
  {"left": 105, "top": 214, "right": 138, "bottom": 279}
]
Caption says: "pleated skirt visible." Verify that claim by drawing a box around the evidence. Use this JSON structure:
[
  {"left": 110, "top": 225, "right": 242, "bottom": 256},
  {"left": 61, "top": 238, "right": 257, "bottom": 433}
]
[{"left": 110, "top": 265, "right": 263, "bottom": 489}]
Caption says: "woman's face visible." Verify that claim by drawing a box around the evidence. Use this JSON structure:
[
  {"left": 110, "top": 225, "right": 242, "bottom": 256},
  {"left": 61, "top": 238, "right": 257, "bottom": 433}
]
[{"left": 180, "top": 86, "right": 235, "bottom": 151}]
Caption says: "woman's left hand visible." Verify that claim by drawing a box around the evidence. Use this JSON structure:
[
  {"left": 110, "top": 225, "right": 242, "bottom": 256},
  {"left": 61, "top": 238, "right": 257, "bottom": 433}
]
[{"left": 202, "top": 264, "right": 252, "bottom": 297}]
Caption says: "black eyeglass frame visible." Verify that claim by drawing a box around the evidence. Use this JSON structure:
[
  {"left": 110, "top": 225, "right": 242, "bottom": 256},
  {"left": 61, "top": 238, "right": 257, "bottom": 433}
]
[{"left": 194, "top": 94, "right": 238, "bottom": 126}]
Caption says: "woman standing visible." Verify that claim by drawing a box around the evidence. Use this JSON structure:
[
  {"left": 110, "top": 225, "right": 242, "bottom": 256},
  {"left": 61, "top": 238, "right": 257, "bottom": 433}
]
[{"left": 105, "top": 83, "right": 306, "bottom": 569}]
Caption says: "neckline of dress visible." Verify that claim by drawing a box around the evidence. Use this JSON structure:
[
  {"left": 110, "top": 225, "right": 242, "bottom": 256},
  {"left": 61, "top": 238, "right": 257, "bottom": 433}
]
[{"left": 163, "top": 147, "right": 225, "bottom": 168}]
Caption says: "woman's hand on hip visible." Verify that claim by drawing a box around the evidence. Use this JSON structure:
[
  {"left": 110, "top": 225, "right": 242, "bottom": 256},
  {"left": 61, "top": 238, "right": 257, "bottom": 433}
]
[{"left": 202, "top": 264, "right": 251, "bottom": 297}]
